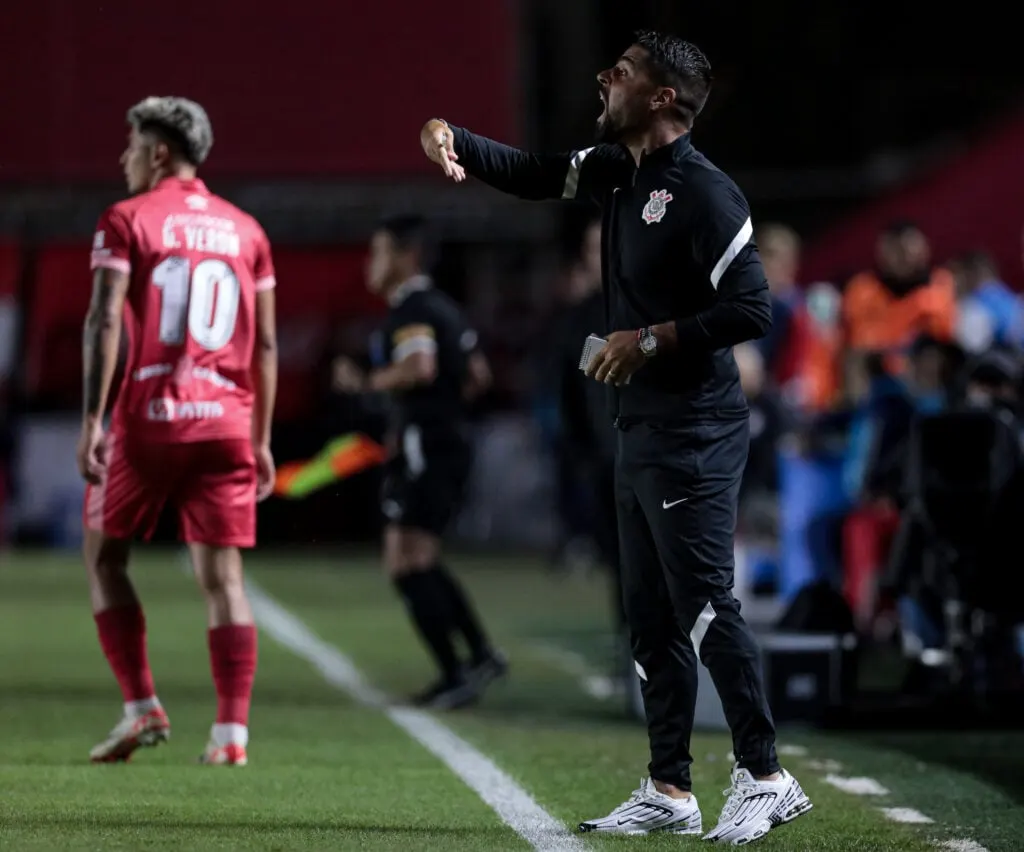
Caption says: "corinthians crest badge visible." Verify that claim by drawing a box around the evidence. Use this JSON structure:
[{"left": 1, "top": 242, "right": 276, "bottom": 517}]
[{"left": 641, "top": 189, "right": 673, "bottom": 224}]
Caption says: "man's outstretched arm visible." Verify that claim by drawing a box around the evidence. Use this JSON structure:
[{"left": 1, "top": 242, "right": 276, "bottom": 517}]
[{"left": 420, "top": 119, "right": 624, "bottom": 202}]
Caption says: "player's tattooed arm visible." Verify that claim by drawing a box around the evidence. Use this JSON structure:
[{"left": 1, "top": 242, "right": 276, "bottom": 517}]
[
  {"left": 82, "top": 268, "right": 129, "bottom": 423},
  {"left": 252, "top": 289, "right": 278, "bottom": 448}
]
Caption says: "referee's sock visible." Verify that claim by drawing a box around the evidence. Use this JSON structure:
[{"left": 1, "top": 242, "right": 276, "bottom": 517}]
[
  {"left": 393, "top": 572, "right": 462, "bottom": 681},
  {"left": 434, "top": 564, "right": 490, "bottom": 663}
]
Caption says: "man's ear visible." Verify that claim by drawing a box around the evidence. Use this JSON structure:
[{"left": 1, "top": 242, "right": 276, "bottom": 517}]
[
  {"left": 149, "top": 139, "right": 171, "bottom": 170},
  {"left": 652, "top": 86, "right": 677, "bottom": 112}
]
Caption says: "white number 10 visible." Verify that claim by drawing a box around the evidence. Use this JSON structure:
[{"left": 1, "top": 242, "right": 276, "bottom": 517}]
[{"left": 153, "top": 256, "right": 241, "bottom": 351}]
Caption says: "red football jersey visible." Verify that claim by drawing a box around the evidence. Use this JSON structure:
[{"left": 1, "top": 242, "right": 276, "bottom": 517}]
[{"left": 90, "top": 177, "right": 275, "bottom": 443}]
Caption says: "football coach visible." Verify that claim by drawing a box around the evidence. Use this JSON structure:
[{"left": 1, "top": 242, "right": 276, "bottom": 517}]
[{"left": 418, "top": 30, "right": 811, "bottom": 846}]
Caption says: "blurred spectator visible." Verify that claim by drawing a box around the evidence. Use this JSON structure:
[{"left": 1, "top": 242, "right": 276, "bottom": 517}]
[
  {"left": 736, "top": 342, "right": 786, "bottom": 539},
  {"left": 556, "top": 221, "right": 619, "bottom": 576},
  {"left": 837, "top": 354, "right": 905, "bottom": 627},
  {"left": 537, "top": 218, "right": 610, "bottom": 571},
  {"left": 843, "top": 221, "right": 957, "bottom": 376},
  {"left": 755, "top": 223, "right": 803, "bottom": 384},
  {"left": 963, "top": 347, "right": 1023, "bottom": 415},
  {"left": 904, "top": 336, "right": 961, "bottom": 414},
  {"left": 951, "top": 250, "right": 1024, "bottom": 353},
  {"left": 885, "top": 354, "right": 1024, "bottom": 684},
  {"left": 793, "top": 281, "right": 844, "bottom": 412},
  {"left": 842, "top": 337, "right": 964, "bottom": 631}
]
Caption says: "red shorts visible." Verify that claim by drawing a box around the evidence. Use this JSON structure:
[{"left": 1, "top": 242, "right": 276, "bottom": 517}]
[{"left": 84, "top": 434, "right": 256, "bottom": 547}]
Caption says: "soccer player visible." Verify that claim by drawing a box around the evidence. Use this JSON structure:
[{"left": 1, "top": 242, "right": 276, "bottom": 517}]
[
  {"left": 77, "top": 97, "right": 277, "bottom": 765},
  {"left": 419, "top": 31, "right": 811, "bottom": 845},
  {"left": 333, "top": 214, "right": 506, "bottom": 709}
]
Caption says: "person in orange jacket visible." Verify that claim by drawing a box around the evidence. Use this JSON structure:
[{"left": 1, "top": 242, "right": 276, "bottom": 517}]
[{"left": 842, "top": 221, "right": 957, "bottom": 375}]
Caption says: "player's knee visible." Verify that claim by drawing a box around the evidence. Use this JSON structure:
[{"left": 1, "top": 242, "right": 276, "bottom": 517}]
[
  {"left": 192, "top": 545, "right": 245, "bottom": 598},
  {"left": 384, "top": 555, "right": 432, "bottom": 579},
  {"left": 84, "top": 532, "right": 130, "bottom": 579},
  {"left": 382, "top": 526, "right": 437, "bottom": 578}
]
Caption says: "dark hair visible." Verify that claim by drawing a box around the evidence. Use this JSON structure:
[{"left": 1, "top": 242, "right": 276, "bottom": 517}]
[
  {"left": 378, "top": 214, "right": 428, "bottom": 252},
  {"left": 377, "top": 213, "right": 434, "bottom": 267},
  {"left": 633, "top": 31, "right": 712, "bottom": 127}
]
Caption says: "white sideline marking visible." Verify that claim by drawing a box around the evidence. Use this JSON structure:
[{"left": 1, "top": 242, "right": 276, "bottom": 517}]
[
  {"left": 823, "top": 775, "right": 890, "bottom": 796},
  {"left": 528, "top": 642, "right": 617, "bottom": 701},
  {"left": 247, "top": 582, "right": 585, "bottom": 852},
  {"left": 935, "top": 840, "right": 990, "bottom": 852},
  {"left": 773, "top": 718, "right": 989, "bottom": 852},
  {"left": 777, "top": 744, "right": 808, "bottom": 757},
  {"left": 881, "top": 807, "right": 934, "bottom": 824}
]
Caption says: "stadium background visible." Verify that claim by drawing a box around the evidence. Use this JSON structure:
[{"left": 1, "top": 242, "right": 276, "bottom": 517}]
[
  {"left": 5, "top": 0, "right": 1024, "bottom": 547},
  {"left": 5, "top": 0, "right": 1024, "bottom": 651},
  {"left": 1, "top": 0, "right": 1024, "bottom": 617}
]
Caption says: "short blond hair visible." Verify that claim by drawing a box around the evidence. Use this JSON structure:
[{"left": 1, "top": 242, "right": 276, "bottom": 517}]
[{"left": 127, "top": 96, "right": 213, "bottom": 165}]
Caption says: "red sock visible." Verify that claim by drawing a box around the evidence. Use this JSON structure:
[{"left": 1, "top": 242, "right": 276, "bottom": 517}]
[
  {"left": 208, "top": 625, "right": 257, "bottom": 725},
  {"left": 94, "top": 605, "right": 156, "bottom": 702}
]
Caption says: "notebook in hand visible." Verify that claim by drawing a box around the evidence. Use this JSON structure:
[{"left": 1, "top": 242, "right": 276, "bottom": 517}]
[{"left": 578, "top": 334, "right": 630, "bottom": 383}]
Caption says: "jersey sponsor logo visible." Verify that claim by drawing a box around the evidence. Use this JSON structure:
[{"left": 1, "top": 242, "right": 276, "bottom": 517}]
[
  {"left": 133, "top": 363, "right": 174, "bottom": 382},
  {"left": 130, "top": 364, "right": 235, "bottom": 391},
  {"left": 192, "top": 365, "right": 238, "bottom": 390},
  {"left": 147, "top": 397, "right": 175, "bottom": 421},
  {"left": 146, "top": 398, "right": 225, "bottom": 422},
  {"left": 641, "top": 189, "right": 673, "bottom": 225}
]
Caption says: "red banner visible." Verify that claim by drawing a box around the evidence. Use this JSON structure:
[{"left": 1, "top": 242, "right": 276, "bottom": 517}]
[{"left": 1, "top": 0, "right": 519, "bottom": 182}]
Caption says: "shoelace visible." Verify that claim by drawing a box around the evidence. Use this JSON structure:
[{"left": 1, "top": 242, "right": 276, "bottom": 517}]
[
  {"left": 719, "top": 777, "right": 755, "bottom": 821},
  {"left": 611, "top": 780, "right": 650, "bottom": 815}
]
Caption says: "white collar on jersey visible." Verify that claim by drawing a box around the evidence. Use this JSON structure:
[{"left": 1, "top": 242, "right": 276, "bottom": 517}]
[{"left": 388, "top": 274, "right": 432, "bottom": 307}]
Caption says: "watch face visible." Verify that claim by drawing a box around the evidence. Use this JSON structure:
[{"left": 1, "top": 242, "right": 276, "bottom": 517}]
[{"left": 640, "top": 334, "right": 656, "bottom": 355}]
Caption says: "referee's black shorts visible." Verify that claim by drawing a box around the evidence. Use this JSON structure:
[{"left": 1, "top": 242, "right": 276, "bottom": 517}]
[{"left": 381, "top": 427, "right": 471, "bottom": 537}]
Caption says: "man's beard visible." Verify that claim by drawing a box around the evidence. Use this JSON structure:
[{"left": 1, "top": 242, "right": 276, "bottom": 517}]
[
  {"left": 596, "top": 104, "right": 643, "bottom": 144},
  {"left": 595, "top": 109, "right": 623, "bottom": 144}
]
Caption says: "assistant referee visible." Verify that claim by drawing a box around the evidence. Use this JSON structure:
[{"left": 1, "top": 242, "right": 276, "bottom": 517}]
[{"left": 420, "top": 31, "right": 812, "bottom": 845}]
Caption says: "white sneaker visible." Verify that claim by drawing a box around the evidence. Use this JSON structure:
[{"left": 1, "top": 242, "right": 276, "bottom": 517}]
[
  {"left": 198, "top": 723, "right": 249, "bottom": 766},
  {"left": 89, "top": 707, "right": 171, "bottom": 763},
  {"left": 579, "top": 777, "right": 702, "bottom": 835},
  {"left": 704, "top": 766, "right": 811, "bottom": 845}
]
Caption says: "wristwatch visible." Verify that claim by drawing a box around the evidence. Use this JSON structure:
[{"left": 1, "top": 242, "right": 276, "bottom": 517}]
[{"left": 637, "top": 326, "right": 657, "bottom": 358}]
